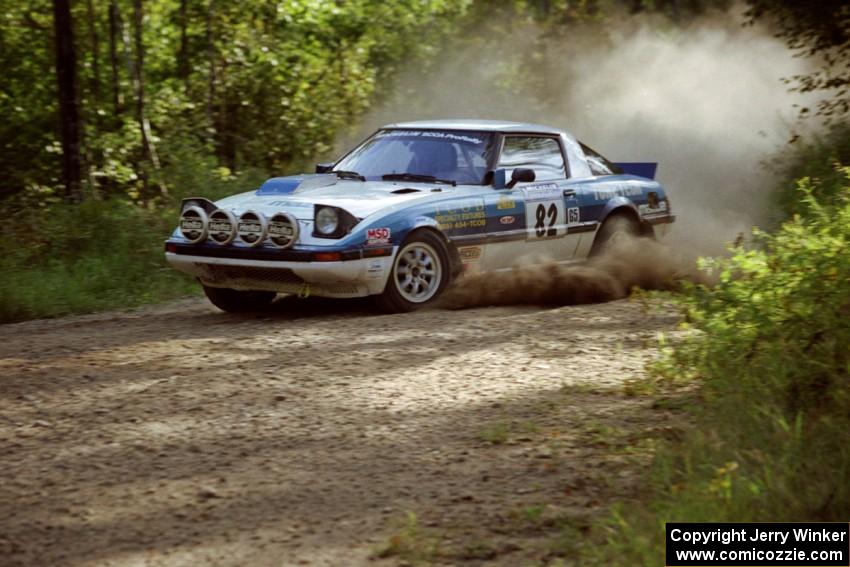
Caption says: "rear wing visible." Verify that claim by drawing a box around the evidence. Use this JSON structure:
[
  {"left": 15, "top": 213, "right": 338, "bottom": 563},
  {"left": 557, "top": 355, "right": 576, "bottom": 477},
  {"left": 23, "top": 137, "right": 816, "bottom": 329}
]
[{"left": 614, "top": 162, "right": 657, "bottom": 180}]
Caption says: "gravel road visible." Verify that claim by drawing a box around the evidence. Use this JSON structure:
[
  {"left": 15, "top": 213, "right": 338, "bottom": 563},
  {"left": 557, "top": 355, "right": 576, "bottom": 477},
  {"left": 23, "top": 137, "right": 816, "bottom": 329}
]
[{"left": 0, "top": 296, "right": 680, "bottom": 566}]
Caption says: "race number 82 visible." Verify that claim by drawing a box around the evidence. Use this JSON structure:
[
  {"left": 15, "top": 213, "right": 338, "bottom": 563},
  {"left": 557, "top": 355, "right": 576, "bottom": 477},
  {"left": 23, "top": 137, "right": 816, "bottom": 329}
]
[
  {"left": 535, "top": 203, "right": 557, "bottom": 237},
  {"left": 526, "top": 199, "right": 565, "bottom": 239}
]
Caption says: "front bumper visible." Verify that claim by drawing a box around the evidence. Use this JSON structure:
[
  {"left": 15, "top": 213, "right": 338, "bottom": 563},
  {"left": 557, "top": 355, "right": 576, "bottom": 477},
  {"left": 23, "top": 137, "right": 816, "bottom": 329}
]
[{"left": 165, "top": 245, "right": 395, "bottom": 298}]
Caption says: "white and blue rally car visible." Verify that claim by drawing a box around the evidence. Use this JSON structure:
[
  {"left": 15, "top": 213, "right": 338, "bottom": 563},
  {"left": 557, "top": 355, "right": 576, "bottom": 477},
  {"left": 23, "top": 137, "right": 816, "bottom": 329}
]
[{"left": 165, "top": 120, "right": 675, "bottom": 312}]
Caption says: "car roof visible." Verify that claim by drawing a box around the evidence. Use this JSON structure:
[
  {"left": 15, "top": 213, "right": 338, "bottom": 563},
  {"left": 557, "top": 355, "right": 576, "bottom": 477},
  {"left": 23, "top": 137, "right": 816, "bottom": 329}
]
[{"left": 381, "top": 119, "right": 568, "bottom": 136}]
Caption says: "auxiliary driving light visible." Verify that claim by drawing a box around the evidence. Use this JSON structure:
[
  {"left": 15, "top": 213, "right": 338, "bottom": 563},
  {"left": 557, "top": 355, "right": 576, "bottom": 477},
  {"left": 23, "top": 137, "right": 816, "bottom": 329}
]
[
  {"left": 207, "top": 209, "right": 237, "bottom": 245},
  {"left": 237, "top": 210, "right": 267, "bottom": 247},
  {"left": 179, "top": 206, "right": 208, "bottom": 244},
  {"left": 267, "top": 212, "right": 299, "bottom": 249}
]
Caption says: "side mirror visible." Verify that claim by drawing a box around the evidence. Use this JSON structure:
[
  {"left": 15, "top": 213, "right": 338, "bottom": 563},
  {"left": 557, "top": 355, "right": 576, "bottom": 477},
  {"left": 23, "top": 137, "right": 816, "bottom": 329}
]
[
  {"left": 315, "top": 163, "right": 334, "bottom": 174},
  {"left": 506, "top": 168, "right": 535, "bottom": 189}
]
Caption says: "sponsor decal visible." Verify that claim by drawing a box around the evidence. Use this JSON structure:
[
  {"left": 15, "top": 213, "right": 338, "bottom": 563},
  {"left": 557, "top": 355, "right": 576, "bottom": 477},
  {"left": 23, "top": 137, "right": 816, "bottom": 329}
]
[
  {"left": 638, "top": 201, "right": 667, "bottom": 216},
  {"left": 267, "top": 199, "right": 312, "bottom": 209},
  {"left": 458, "top": 246, "right": 482, "bottom": 262},
  {"left": 496, "top": 196, "right": 517, "bottom": 210},
  {"left": 375, "top": 129, "right": 485, "bottom": 145},
  {"left": 522, "top": 182, "right": 561, "bottom": 201},
  {"left": 499, "top": 215, "right": 516, "bottom": 225},
  {"left": 367, "top": 259, "right": 385, "bottom": 278},
  {"left": 366, "top": 227, "right": 391, "bottom": 246},
  {"left": 434, "top": 198, "right": 486, "bottom": 234},
  {"left": 591, "top": 183, "right": 643, "bottom": 200}
]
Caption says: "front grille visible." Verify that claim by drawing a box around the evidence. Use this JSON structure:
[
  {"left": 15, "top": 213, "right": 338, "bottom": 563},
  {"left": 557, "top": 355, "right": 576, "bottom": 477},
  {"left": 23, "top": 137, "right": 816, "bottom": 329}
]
[{"left": 203, "top": 265, "right": 305, "bottom": 285}]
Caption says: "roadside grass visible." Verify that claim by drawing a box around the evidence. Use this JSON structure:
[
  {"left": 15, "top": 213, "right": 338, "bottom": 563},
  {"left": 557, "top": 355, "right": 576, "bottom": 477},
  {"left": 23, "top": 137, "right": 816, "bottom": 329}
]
[
  {"left": 373, "top": 512, "right": 442, "bottom": 565},
  {"left": 571, "top": 169, "right": 850, "bottom": 564},
  {"left": 0, "top": 167, "right": 267, "bottom": 323}
]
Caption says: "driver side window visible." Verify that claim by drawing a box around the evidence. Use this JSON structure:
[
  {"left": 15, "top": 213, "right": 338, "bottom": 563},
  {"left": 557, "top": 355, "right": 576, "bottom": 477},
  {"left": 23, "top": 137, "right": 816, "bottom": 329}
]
[{"left": 497, "top": 136, "right": 566, "bottom": 181}]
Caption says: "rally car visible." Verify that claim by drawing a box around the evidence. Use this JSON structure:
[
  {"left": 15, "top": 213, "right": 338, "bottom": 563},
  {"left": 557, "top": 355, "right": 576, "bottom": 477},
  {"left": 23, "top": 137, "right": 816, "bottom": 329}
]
[{"left": 165, "top": 120, "right": 675, "bottom": 313}]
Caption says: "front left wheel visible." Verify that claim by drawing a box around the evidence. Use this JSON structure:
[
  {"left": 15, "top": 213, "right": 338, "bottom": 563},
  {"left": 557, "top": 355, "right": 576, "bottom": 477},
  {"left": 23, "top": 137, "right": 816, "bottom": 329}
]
[
  {"left": 202, "top": 285, "right": 276, "bottom": 313},
  {"left": 374, "top": 231, "right": 451, "bottom": 313}
]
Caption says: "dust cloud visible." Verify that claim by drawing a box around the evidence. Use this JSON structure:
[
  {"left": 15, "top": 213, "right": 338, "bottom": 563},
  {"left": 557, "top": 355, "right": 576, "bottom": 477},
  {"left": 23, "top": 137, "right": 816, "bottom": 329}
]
[
  {"left": 439, "top": 237, "right": 706, "bottom": 309},
  {"left": 349, "top": 7, "right": 823, "bottom": 257}
]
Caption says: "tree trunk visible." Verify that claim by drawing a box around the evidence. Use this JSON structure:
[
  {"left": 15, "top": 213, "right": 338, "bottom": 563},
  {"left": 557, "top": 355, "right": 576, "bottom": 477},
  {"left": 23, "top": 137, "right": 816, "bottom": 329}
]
[
  {"left": 206, "top": 0, "right": 217, "bottom": 145},
  {"left": 85, "top": 0, "right": 101, "bottom": 111},
  {"left": 52, "top": 0, "right": 83, "bottom": 202},
  {"left": 108, "top": 1, "right": 122, "bottom": 118},
  {"left": 131, "top": 0, "right": 164, "bottom": 193},
  {"left": 177, "top": 0, "right": 190, "bottom": 86}
]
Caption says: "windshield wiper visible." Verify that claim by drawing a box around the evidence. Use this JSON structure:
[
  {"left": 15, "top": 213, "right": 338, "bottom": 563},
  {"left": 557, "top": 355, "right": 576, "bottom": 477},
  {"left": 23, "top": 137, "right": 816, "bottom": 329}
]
[
  {"left": 382, "top": 172, "right": 457, "bottom": 186},
  {"left": 333, "top": 170, "right": 366, "bottom": 182}
]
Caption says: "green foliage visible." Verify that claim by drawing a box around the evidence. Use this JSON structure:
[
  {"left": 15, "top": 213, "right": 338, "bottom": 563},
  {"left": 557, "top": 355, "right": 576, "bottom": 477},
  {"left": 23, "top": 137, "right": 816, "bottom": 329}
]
[
  {"left": 578, "top": 170, "right": 850, "bottom": 564},
  {"left": 1, "top": 0, "right": 471, "bottom": 201},
  {"left": 773, "top": 122, "right": 850, "bottom": 218},
  {"left": 745, "top": 0, "right": 850, "bottom": 117},
  {"left": 0, "top": 165, "right": 265, "bottom": 323},
  {"left": 0, "top": 0, "right": 470, "bottom": 321}
]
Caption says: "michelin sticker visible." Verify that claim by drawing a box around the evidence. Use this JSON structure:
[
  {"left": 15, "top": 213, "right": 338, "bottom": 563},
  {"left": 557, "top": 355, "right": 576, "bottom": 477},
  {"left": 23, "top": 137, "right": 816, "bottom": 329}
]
[{"left": 522, "top": 182, "right": 561, "bottom": 201}]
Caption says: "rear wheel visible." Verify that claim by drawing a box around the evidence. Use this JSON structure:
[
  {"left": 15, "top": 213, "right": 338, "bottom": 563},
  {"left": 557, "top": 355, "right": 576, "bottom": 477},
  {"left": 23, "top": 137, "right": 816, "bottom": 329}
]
[
  {"left": 202, "top": 285, "right": 276, "bottom": 313},
  {"left": 374, "top": 231, "right": 451, "bottom": 313},
  {"left": 590, "top": 214, "right": 641, "bottom": 257}
]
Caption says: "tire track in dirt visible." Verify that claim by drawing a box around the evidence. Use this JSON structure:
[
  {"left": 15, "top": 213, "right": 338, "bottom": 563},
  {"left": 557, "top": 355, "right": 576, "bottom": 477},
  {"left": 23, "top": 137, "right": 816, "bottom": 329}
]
[{"left": 0, "top": 296, "right": 680, "bottom": 566}]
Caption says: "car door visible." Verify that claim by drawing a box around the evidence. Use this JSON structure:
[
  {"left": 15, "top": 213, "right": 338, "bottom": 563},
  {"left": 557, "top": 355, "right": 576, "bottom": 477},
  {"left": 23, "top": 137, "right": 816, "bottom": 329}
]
[{"left": 481, "top": 135, "right": 583, "bottom": 271}]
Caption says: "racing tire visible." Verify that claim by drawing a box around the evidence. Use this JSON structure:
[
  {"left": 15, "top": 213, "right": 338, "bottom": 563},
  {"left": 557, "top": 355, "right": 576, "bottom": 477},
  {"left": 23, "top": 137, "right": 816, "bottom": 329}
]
[
  {"left": 589, "top": 214, "right": 641, "bottom": 257},
  {"left": 374, "top": 230, "right": 451, "bottom": 313},
  {"left": 202, "top": 285, "right": 277, "bottom": 313}
]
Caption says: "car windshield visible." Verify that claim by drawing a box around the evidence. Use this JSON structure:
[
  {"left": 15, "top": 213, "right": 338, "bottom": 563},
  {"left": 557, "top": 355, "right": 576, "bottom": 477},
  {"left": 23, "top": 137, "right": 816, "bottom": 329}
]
[{"left": 333, "top": 129, "right": 497, "bottom": 185}]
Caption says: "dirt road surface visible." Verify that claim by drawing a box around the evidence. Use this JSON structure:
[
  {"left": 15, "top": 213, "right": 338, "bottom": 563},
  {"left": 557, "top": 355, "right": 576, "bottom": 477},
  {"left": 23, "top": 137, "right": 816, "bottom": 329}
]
[{"left": 0, "top": 296, "right": 680, "bottom": 566}]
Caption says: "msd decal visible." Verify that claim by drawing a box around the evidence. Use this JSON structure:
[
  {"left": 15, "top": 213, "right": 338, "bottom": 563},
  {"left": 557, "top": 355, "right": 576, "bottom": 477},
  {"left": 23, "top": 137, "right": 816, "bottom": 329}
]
[{"left": 366, "top": 227, "right": 391, "bottom": 246}]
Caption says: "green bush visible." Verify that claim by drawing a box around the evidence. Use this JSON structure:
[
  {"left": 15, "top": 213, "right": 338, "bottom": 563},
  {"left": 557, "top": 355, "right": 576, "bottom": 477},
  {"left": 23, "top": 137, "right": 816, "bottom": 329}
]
[
  {"left": 774, "top": 123, "right": 850, "bottom": 218},
  {"left": 0, "top": 166, "right": 268, "bottom": 323},
  {"left": 580, "top": 169, "right": 850, "bottom": 564}
]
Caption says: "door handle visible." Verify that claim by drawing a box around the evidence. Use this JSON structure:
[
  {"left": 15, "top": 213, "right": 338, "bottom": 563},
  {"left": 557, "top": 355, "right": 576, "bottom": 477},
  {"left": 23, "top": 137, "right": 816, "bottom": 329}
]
[{"left": 562, "top": 189, "right": 576, "bottom": 197}]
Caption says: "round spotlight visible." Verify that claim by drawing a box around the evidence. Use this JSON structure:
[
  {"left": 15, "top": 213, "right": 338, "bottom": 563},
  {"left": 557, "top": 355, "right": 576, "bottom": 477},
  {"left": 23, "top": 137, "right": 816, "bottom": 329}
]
[
  {"left": 237, "top": 210, "right": 267, "bottom": 247},
  {"left": 179, "top": 206, "right": 208, "bottom": 244},
  {"left": 267, "top": 212, "right": 299, "bottom": 249},
  {"left": 208, "top": 209, "right": 237, "bottom": 245}
]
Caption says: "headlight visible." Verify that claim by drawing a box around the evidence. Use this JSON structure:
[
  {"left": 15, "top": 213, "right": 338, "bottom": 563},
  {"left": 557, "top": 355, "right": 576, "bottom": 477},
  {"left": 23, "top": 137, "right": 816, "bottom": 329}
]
[{"left": 315, "top": 206, "right": 339, "bottom": 235}]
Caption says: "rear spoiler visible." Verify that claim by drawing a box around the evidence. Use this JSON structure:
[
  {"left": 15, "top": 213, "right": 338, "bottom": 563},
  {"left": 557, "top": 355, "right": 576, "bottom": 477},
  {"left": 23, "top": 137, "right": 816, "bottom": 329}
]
[{"left": 614, "top": 162, "right": 657, "bottom": 180}]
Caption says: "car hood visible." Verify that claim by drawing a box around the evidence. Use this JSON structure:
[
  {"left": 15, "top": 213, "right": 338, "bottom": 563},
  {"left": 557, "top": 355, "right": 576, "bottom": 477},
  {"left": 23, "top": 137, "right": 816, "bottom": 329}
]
[{"left": 213, "top": 174, "right": 459, "bottom": 220}]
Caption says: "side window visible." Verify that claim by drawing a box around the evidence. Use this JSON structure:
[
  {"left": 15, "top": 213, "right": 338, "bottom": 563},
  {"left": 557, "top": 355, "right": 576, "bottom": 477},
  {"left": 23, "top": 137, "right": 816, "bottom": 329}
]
[
  {"left": 580, "top": 142, "right": 623, "bottom": 176},
  {"left": 497, "top": 136, "right": 566, "bottom": 181}
]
